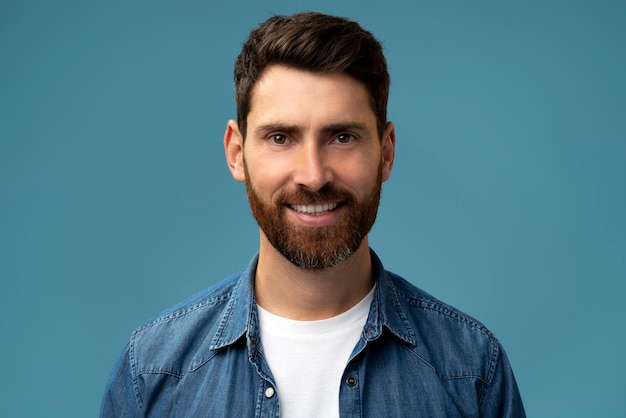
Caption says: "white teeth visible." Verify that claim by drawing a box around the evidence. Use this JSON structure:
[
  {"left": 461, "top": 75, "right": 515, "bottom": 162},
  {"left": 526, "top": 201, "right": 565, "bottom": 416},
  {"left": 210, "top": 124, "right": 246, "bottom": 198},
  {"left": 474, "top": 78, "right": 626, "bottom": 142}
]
[{"left": 291, "top": 202, "right": 339, "bottom": 215}]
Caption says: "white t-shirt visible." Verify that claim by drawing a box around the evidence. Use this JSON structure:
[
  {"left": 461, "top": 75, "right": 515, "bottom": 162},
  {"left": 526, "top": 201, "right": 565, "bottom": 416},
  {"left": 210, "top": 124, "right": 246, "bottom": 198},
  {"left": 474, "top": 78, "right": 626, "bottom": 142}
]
[{"left": 257, "top": 286, "right": 375, "bottom": 418}]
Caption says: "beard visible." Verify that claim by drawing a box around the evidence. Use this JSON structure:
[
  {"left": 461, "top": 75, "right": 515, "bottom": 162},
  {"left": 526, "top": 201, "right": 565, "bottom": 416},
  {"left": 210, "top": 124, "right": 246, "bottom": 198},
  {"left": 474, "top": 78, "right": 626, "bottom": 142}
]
[{"left": 244, "top": 163, "right": 383, "bottom": 270}]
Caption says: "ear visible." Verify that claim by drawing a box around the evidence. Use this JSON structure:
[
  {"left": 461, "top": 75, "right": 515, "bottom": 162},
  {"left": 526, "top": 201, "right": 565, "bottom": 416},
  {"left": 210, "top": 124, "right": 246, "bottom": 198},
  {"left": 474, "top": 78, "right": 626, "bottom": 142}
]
[
  {"left": 224, "top": 119, "right": 246, "bottom": 182},
  {"left": 381, "top": 121, "right": 396, "bottom": 182}
]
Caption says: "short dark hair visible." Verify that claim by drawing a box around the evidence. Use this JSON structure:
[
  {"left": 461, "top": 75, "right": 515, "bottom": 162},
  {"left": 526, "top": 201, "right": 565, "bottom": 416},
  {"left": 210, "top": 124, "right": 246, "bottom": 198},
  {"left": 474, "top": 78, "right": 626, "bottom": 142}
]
[{"left": 234, "top": 11, "right": 390, "bottom": 139}]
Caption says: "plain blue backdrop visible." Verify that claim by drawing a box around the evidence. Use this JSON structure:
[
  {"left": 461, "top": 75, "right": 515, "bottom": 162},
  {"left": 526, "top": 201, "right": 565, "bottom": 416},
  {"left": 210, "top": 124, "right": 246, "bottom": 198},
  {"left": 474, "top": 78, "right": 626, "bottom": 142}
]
[{"left": 1, "top": 0, "right": 625, "bottom": 416}]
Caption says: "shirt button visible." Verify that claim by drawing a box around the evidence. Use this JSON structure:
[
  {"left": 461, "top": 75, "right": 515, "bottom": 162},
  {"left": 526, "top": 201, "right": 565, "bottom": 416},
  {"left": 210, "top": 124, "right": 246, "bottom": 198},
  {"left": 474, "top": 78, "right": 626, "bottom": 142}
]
[
  {"left": 265, "top": 387, "right": 275, "bottom": 398},
  {"left": 346, "top": 377, "right": 358, "bottom": 387}
]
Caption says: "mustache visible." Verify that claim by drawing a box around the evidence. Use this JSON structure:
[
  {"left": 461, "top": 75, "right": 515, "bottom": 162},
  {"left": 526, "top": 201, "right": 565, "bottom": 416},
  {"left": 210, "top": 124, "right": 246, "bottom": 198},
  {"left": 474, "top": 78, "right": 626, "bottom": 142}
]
[{"left": 276, "top": 184, "right": 355, "bottom": 205}]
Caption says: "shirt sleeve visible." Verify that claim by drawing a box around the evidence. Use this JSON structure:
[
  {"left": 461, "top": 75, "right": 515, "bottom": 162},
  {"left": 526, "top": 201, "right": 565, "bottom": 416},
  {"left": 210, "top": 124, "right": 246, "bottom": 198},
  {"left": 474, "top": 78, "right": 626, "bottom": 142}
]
[
  {"left": 479, "top": 342, "right": 526, "bottom": 417},
  {"left": 100, "top": 342, "right": 141, "bottom": 418}
]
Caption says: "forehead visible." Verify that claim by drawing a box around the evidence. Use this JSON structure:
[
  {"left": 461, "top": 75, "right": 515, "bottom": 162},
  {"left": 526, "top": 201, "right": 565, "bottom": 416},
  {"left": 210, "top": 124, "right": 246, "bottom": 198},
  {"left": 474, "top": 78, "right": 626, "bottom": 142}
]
[{"left": 247, "top": 65, "right": 376, "bottom": 127}]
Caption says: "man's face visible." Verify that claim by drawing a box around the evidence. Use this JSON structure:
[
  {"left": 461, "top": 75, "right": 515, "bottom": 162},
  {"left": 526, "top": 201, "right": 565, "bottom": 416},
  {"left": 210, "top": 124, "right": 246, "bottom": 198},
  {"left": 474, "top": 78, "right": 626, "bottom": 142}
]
[{"left": 232, "top": 65, "right": 394, "bottom": 269}]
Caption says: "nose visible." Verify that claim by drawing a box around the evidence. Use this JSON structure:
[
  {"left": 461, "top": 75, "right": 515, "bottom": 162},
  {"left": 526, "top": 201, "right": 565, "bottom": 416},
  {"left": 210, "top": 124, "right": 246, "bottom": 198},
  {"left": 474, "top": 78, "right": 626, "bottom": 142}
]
[{"left": 292, "top": 143, "right": 333, "bottom": 192}]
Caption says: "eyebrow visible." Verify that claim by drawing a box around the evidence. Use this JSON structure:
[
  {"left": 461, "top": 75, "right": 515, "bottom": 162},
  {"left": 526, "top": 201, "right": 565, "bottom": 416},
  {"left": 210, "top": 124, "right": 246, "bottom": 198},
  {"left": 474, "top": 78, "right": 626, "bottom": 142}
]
[
  {"left": 254, "top": 123, "right": 300, "bottom": 137},
  {"left": 321, "top": 122, "right": 369, "bottom": 134}
]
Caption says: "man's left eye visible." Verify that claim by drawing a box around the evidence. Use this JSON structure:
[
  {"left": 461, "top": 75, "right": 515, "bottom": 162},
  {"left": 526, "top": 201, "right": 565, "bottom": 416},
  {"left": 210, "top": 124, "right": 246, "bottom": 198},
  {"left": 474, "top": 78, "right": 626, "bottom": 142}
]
[{"left": 334, "top": 133, "right": 355, "bottom": 144}]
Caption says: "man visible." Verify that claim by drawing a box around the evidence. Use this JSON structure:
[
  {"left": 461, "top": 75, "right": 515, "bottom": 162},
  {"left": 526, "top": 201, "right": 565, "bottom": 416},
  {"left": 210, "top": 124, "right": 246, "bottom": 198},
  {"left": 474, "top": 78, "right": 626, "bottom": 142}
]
[{"left": 101, "top": 12, "right": 525, "bottom": 417}]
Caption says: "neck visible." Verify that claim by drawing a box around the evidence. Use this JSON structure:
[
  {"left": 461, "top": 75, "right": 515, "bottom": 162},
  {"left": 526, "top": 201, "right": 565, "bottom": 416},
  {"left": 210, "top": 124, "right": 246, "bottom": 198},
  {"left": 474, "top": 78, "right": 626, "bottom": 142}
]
[{"left": 254, "top": 233, "right": 375, "bottom": 320}]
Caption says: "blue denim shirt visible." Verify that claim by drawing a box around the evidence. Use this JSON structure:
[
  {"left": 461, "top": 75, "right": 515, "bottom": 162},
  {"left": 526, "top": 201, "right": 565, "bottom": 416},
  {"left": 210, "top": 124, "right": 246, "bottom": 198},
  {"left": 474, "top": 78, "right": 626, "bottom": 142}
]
[{"left": 101, "top": 251, "right": 525, "bottom": 417}]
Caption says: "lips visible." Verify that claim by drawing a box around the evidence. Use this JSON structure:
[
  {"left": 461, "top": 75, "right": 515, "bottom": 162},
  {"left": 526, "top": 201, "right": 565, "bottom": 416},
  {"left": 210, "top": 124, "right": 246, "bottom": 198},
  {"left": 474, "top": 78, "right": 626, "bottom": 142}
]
[{"left": 289, "top": 202, "right": 340, "bottom": 215}]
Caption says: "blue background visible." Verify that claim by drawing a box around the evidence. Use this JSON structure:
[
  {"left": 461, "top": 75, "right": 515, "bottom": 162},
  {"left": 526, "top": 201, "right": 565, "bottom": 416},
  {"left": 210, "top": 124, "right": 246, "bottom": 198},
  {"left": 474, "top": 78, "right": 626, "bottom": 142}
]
[{"left": 1, "top": 0, "right": 624, "bottom": 416}]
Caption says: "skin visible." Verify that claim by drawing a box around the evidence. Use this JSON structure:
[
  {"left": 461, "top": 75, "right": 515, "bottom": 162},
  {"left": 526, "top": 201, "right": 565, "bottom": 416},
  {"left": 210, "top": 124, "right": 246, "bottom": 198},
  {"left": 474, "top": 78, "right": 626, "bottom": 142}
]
[{"left": 224, "top": 64, "right": 395, "bottom": 320}]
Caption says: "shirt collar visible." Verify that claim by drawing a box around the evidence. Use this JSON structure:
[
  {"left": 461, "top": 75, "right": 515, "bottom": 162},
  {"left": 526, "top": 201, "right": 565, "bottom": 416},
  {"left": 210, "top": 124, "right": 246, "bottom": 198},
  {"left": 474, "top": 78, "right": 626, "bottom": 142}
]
[
  {"left": 209, "top": 255, "right": 258, "bottom": 350},
  {"left": 209, "top": 249, "right": 417, "bottom": 350},
  {"left": 364, "top": 250, "right": 417, "bottom": 346}
]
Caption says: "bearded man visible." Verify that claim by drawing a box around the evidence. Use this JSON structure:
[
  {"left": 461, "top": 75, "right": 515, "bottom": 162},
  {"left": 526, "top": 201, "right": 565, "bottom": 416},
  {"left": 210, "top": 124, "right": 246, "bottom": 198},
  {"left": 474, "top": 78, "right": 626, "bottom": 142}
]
[{"left": 101, "top": 12, "right": 525, "bottom": 418}]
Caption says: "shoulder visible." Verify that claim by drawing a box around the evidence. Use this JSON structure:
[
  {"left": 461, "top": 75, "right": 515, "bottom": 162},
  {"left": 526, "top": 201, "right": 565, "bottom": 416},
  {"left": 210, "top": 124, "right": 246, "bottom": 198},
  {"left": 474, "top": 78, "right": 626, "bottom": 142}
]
[
  {"left": 388, "top": 271, "right": 495, "bottom": 338},
  {"left": 137, "top": 271, "right": 241, "bottom": 330},
  {"left": 384, "top": 271, "right": 502, "bottom": 381},
  {"left": 376, "top": 270, "right": 525, "bottom": 415},
  {"left": 128, "top": 271, "right": 247, "bottom": 378}
]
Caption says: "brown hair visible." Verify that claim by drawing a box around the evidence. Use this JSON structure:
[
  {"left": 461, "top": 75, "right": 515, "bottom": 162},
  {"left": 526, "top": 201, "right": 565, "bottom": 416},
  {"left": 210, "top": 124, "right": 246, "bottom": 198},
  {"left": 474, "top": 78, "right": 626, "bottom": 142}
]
[{"left": 233, "top": 12, "right": 390, "bottom": 139}]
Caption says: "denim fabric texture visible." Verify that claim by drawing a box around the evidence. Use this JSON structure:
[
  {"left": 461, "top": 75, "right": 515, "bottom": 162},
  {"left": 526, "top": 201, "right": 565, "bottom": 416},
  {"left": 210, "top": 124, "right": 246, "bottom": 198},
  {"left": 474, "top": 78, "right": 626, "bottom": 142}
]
[{"left": 101, "top": 250, "right": 525, "bottom": 417}]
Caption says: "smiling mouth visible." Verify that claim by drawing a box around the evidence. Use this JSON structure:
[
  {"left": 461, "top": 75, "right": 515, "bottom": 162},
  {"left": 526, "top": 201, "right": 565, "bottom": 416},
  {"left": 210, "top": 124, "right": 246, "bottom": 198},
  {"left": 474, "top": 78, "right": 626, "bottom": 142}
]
[{"left": 289, "top": 202, "right": 340, "bottom": 215}]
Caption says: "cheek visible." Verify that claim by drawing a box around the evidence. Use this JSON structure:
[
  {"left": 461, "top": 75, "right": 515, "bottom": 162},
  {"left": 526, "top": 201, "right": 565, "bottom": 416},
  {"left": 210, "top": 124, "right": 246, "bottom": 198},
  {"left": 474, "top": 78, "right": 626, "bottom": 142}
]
[
  {"left": 337, "top": 155, "right": 381, "bottom": 192},
  {"left": 244, "top": 158, "right": 291, "bottom": 198}
]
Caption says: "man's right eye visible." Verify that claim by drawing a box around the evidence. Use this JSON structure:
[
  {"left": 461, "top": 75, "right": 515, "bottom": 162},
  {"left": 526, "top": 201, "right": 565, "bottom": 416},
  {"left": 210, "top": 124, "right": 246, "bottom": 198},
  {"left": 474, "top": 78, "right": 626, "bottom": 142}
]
[{"left": 269, "top": 134, "right": 289, "bottom": 145}]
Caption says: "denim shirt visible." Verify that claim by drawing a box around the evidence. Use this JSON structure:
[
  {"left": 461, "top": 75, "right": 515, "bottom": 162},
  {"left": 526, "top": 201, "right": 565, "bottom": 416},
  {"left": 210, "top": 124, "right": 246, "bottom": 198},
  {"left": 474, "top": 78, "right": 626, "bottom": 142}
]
[{"left": 101, "top": 251, "right": 525, "bottom": 417}]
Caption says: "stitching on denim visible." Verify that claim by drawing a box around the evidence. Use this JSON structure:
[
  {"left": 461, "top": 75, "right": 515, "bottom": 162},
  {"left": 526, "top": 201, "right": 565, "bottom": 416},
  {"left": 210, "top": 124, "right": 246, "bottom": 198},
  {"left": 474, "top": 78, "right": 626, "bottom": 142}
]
[
  {"left": 478, "top": 338, "right": 499, "bottom": 409},
  {"left": 136, "top": 369, "right": 184, "bottom": 379},
  {"left": 403, "top": 342, "right": 490, "bottom": 385},
  {"left": 134, "top": 292, "right": 231, "bottom": 333},
  {"left": 401, "top": 342, "right": 438, "bottom": 374},
  {"left": 441, "top": 374, "right": 489, "bottom": 385},
  {"left": 140, "top": 370, "right": 183, "bottom": 379},
  {"left": 384, "top": 272, "right": 418, "bottom": 344},
  {"left": 132, "top": 347, "right": 224, "bottom": 382},
  {"left": 189, "top": 349, "right": 223, "bottom": 373},
  {"left": 397, "top": 286, "right": 499, "bottom": 386},
  {"left": 210, "top": 272, "right": 246, "bottom": 348},
  {"left": 129, "top": 338, "right": 144, "bottom": 409},
  {"left": 400, "top": 290, "right": 494, "bottom": 338},
  {"left": 128, "top": 288, "right": 233, "bottom": 394}
]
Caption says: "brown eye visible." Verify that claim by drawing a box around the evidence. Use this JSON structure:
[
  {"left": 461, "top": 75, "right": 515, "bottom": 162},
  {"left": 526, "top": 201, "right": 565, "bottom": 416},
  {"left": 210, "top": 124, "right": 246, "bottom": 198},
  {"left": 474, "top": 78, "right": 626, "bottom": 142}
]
[
  {"left": 269, "top": 134, "right": 289, "bottom": 145},
  {"left": 334, "top": 133, "right": 355, "bottom": 144}
]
